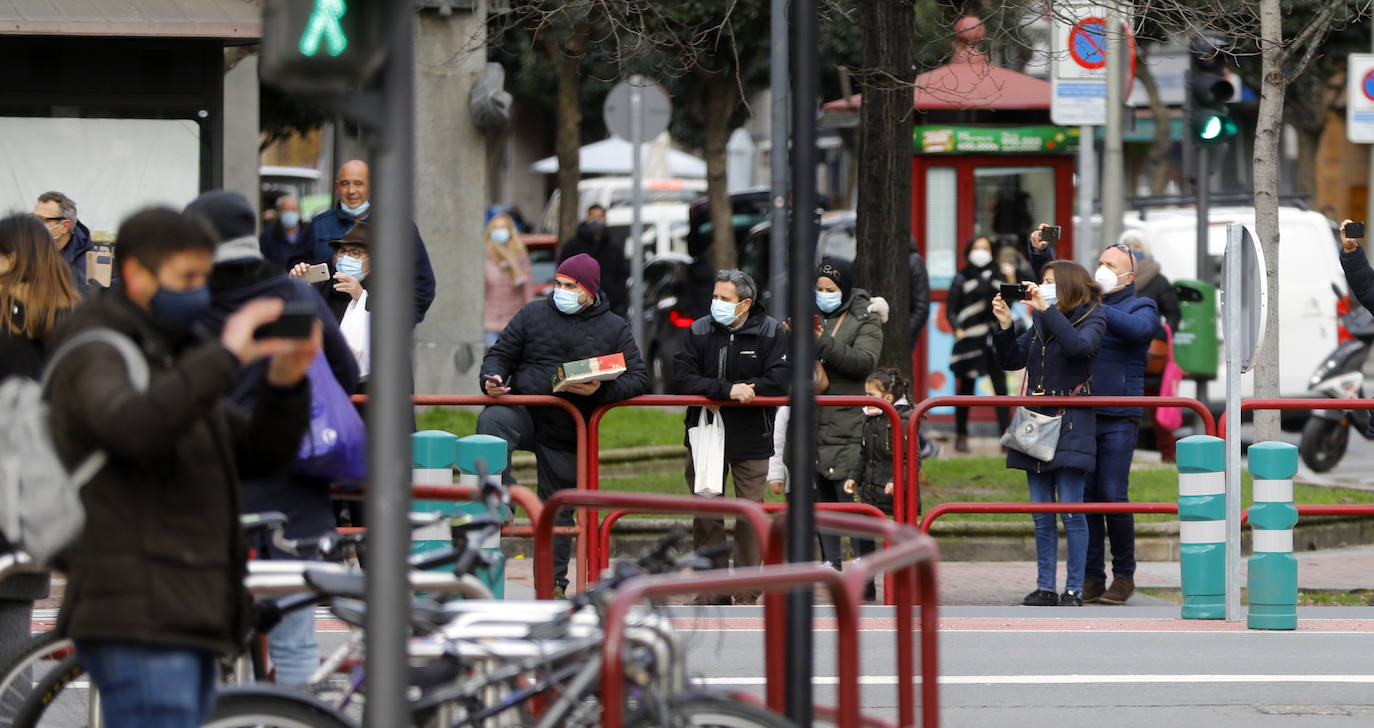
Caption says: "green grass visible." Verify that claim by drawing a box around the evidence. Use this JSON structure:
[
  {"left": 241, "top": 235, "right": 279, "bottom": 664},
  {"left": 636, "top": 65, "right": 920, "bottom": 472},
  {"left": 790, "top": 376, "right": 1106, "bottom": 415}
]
[
  {"left": 415, "top": 406, "right": 684, "bottom": 450},
  {"left": 920, "top": 456, "right": 1374, "bottom": 523}
]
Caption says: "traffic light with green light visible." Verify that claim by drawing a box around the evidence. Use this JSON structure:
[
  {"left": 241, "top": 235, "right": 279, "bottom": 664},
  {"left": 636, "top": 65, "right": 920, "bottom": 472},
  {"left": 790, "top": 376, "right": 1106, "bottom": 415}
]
[
  {"left": 261, "top": 0, "right": 388, "bottom": 92},
  {"left": 1187, "top": 38, "right": 1236, "bottom": 144}
]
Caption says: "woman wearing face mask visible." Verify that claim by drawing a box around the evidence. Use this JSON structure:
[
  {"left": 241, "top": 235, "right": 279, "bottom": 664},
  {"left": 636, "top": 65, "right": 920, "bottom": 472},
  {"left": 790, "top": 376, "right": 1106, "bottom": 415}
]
[
  {"left": 946, "top": 235, "right": 1012, "bottom": 452},
  {"left": 991, "top": 261, "right": 1106, "bottom": 607},
  {"left": 290, "top": 222, "right": 371, "bottom": 383},
  {"left": 811, "top": 258, "right": 884, "bottom": 571},
  {"left": 483, "top": 214, "right": 534, "bottom": 348}
]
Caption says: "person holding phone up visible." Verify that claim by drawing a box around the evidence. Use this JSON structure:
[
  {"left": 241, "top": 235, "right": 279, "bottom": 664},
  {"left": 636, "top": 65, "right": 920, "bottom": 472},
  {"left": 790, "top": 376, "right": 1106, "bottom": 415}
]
[
  {"left": 991, "top": 261, "right": 1106, "bottom": 606},
  {"left": 1339, "top": 221, "right": 1374, "bottom": 419}
]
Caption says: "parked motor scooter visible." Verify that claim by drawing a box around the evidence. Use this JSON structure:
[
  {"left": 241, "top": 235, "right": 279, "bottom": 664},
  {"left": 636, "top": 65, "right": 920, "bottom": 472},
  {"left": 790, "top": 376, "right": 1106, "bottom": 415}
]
[{"left": 1299, "top": 284, "right": 1374, "bottom": 472}]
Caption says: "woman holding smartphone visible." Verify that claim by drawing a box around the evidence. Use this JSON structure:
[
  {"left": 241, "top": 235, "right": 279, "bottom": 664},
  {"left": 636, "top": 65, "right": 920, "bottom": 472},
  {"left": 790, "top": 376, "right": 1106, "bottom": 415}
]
[{"left": 991, "top": 260, "right": 1106, "bottom": 607}]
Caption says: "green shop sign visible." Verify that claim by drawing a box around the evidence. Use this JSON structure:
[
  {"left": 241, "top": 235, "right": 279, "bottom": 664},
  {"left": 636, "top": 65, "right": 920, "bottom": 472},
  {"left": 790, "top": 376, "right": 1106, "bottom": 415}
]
[{"left": 914, "top": 126, "right": 1079, "bottom": 154}]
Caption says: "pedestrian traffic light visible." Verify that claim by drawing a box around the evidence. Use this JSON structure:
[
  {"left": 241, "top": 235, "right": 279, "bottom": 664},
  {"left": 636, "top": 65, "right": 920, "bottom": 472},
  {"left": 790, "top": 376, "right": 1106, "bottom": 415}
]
[
  {"left": 260, "top": 0, "right": 389, "bottom": 92},
  {"left": 1186, "top": 38, "right": 1236, "bottom": 144}
]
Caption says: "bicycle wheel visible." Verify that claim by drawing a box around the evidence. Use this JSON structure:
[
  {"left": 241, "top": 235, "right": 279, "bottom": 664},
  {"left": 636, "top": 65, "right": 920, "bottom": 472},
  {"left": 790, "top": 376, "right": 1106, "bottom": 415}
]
[
  {"left": 628, "top": 693, "right": 799, "bottom": 728},
  {"left": 0, "top": 632, "right": 77, "bottom": 728},
  {"left": 204, "top": 687, "right": 357, "bottom": 728},
  {"left": 10, "top": 654, "right": 90, "bottom": 728}
]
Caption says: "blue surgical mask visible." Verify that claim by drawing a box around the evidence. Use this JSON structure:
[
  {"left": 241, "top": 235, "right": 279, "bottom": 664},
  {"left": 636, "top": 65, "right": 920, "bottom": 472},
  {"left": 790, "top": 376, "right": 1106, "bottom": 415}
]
[
  {"left": 816, "top": 291, "right": 843, "bottom": 313},
  {"left": 490, "top": 228, "right": 511, "bottom": 244},
  {"left": 150, "top": 286, "right": 211, "bottom": 329},
  {"left": 341, "top": 200, "right": 370, "bottom": 217},
  {"left": 280, "top": 211, "right": 301, "bottom": 229},
  {"left": 552, "top": 288, "right": 583, "bottom": 315},
  {"left": 710, "top": 299, "right": 741, "bottom": 327},
  {"left": 1039, "top": 283, "right": 1058, "bottom": 306},
  {"left": 336, "top": 255, "right": 366, "bottom": 279}
]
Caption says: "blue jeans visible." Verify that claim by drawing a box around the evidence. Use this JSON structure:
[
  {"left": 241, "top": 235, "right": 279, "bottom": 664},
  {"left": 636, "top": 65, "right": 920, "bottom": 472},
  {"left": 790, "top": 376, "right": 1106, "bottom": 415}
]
[
  {"left": 266, "top": 605, "right": 320, "bottom": 688},
  {"left": 75, "top": 641, "right": 217, "bottom": 728},
  {"left": 1026, "top": 469, "right": 1087, "bottom": 593},
  {"left": 1085, "top": 418, "right": 1139, "bottom": 585}
]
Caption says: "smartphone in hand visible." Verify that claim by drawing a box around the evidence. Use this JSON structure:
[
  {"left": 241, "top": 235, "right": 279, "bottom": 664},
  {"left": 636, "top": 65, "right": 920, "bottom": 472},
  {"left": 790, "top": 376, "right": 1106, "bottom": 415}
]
[
  {"left": 1041, "top": 225, "right": 1062, "bottom": 244},
  {"left": 1347, "top": 221, "right": 1365, "bottom": 239},
  {"left": 253, "top": 301, "right": 317, "bottom": 340},
  {"left": 303, "top": 263, "right": 331, "bottom": 284},
  {"left": 999, "top": 283, "right": 1028, "bottom": 302}
]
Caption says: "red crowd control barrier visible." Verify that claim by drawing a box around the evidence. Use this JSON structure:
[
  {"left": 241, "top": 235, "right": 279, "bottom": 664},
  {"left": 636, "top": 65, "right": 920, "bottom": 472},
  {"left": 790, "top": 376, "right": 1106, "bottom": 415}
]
[
  {"left": 1216, "top": 398, "right": 1374, "bottom": 440},
  {"left": 533, "top": 490, "right": 774, "bottom": 600},
  {"left": 331, "top": 483, "right": 553, "bottom": 538},
  {"left": 919, "top": 501, "right": 1179, "bottom": 534},
  {"left": 905, "top": 395, "right": 1216, "bottom": 522},
  {"left": 588, "top": 395, "right": 907, "bottom": 578}
]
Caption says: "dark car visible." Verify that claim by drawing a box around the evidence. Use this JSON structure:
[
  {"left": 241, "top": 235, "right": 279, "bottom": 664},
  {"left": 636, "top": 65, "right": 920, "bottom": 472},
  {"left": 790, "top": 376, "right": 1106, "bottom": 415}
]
[{"left": 739, "top": 210, "right": 857, "bottom": 311}]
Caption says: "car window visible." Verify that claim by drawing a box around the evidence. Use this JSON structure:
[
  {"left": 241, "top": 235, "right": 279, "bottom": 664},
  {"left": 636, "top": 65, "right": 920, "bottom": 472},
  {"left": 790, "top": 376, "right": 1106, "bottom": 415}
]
[
  {"left": 818, "top": 223, "right": 857, "bottom": 263},
  {"left": 529, "top": 245, "right": 557, "bottom": 286}
]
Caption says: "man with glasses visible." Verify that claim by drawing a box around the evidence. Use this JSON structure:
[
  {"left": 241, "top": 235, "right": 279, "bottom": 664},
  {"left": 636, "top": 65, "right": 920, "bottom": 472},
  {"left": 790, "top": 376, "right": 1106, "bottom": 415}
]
[
  {"left": 33, "top": 191, "right": 97, "bottom": 293},
  {"left": 1028, "top": 225, "right": 1158, "bottom": 605}
]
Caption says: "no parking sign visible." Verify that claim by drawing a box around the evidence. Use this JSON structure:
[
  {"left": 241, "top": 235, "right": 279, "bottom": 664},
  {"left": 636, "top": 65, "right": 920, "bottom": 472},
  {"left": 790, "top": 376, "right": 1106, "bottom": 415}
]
[
  {"left": 1051, "top": 2, "right": 1135, "bottom": 126},
  {"left": 1347, "top": 54, "right": 1374, "bottom": 143}
]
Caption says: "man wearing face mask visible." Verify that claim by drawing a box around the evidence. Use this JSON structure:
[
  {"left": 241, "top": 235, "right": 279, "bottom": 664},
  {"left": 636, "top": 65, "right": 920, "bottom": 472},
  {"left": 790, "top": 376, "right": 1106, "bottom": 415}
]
[
  {"left": 259, "top": 194, "right": 313, "bottom": 269},
  {"left": 1028, "top": 224, "right": 1158, "bottom": 605},
  {"left": 558, "top": 205, "right": 630, "bottom": 317},
  {"left": 45, "top": 206, "right": 318, "bottom": 727},
  {"left": 306, "top": 159, "right": 435, "bottom": 325},
  {"left": 671, "top": 270, "right": 790, "bottom": 604},
  {"left": 478, "top": 253, "right": 649, "bottom": 597},
  {"left": 33, "top": 191, "right": 97, "bottom": 294}
]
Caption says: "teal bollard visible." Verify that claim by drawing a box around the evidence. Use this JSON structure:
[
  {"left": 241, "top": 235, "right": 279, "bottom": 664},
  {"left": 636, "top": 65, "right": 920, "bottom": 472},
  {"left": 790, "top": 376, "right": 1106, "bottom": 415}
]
[
  {"left": 412, "top": 431, "right": 459, "bottom": 560},
  {"left": 455, "top": 435, "right": 510, "bottom": 598},
  {"left": 1246, "top": 441, "right": 1299, "bottom": 630},
  {"left": 1177, "top": 435, "right": 1226, "bottom": 620}
]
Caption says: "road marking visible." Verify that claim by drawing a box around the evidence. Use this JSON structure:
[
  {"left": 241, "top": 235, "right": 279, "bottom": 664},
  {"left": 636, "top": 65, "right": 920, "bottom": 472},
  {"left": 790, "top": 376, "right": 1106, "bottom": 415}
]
[{"left": 699, "top": 674, "right": 1374, "bottom": 686}]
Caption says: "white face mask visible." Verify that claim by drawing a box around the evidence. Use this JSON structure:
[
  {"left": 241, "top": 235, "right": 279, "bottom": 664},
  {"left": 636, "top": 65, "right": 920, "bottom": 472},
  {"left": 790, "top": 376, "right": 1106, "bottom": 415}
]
[
  {"left": 1094, "top": 265, "right": 1123, "bottom": 294},
  {"left": 1039, "top": 283, "right": 1058, "bottom": 306},
  {"left": 968, "top": 249, "right": 993, "bottom": 268}
]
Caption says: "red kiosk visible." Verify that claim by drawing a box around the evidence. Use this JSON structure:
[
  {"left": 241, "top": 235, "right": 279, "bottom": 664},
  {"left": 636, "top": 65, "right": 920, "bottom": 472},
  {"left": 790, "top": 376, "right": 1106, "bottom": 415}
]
[{"left": 823, "top": 32, "right": 1080, "bottom": 411}]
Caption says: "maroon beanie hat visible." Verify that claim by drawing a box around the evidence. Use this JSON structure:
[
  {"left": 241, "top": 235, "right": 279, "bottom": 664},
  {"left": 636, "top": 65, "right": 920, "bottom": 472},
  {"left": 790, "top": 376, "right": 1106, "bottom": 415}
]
[{"left": 556, "top": 253, "right": 601, "bottom": 298}]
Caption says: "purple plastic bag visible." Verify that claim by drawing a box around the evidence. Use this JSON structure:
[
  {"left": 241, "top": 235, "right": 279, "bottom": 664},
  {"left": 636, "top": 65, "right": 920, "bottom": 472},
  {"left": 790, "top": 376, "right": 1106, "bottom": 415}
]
[{"left": 292, "top": 352, "right": 366, "bottom": 487}]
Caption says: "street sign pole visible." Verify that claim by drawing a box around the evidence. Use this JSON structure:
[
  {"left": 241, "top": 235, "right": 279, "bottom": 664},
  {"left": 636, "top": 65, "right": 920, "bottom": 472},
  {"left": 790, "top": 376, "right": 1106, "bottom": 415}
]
[
  {"left": 1076, "top": 125, "right": 1096, "bottom": 269},
  {"left": 629, "top": 77, "right": 645, "bottom": 349},
  {"left": 770, "top": 0, "right": 789, "bottom": 321}
]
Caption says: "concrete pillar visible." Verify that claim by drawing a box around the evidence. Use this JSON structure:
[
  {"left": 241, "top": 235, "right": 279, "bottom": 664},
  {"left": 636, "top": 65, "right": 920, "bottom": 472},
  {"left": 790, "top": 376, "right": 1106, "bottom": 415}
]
[
  {"left": 222, "top": 49, "right": 260, "bottom": 216},
  {"left": 412, "top": 8, "right": 489, "bottom": 395},
  {"left": 1177, "top": 435, "right": 1226, "bottom": 620},
  {"left": 1247, "top": 441, "right": 1299, "bottom": 630}
]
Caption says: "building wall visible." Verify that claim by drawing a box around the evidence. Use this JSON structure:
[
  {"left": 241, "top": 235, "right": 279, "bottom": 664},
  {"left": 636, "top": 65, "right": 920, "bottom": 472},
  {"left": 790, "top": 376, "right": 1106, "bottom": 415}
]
[
  {"left": 223, "top": 49, "right": 260, "bottom": 216},
  {"left": 1315, "top": 110, "right": 1369, "bottom": 223}
]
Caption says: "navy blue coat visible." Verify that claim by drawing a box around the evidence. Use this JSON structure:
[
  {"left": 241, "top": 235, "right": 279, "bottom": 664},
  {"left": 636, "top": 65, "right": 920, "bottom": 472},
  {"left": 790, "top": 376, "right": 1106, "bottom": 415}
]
[
  {"left": 259, "top": 220, "right": 314, "bottom": 270},
  {"left": 480, "top": 293, "right": 649, "bottom": 450},
  {"left": 307, "top": 207, "right": 436, "bottom": 325},
  {"left": 61, "top": 221, "right": 96, "bottom": 295},
  {"left": 1030, "top": 246, "right": 1158, "bottom": 418},
  {"left": 994, "top": 302, "right": 1106, "bottom": 474}
]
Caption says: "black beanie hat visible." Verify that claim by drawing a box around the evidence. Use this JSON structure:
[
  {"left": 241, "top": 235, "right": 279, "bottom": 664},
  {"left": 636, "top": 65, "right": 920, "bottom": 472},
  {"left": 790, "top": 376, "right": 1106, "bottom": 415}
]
[
  {"left": 816, "top": 258, "right": 853, "bottom": 302},
  {"left": 185, "top": 190, "right": 257, "bottom": 241}
]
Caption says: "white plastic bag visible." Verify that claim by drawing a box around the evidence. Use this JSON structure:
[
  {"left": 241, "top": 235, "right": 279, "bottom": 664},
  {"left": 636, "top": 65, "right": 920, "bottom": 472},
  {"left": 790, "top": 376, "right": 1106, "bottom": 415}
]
[
  {"left": 687, "top": 407, "right": 726, "bottom": 496},
  {"left": 340, "top": 291, "right": 370, "bottom": 378}
]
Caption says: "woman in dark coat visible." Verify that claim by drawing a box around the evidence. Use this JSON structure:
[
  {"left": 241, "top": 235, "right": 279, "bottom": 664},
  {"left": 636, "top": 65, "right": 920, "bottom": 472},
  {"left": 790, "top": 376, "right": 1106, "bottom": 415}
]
[
  {"left": 946, "top": 235, "right": 1011, "bottom": 452},
  {"left": 992, "top": 260, "right": 1106, "bottom": 607}
]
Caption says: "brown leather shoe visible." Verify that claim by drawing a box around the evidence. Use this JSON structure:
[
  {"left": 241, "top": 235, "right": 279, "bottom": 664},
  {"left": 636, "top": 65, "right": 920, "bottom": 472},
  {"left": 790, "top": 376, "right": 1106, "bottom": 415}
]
[
  {"left": 1081, "top": 580, "right": 1106, "bottom": 603},
  {"left": 1099, "top": 577, "right": 1135, "bottom": 605}
]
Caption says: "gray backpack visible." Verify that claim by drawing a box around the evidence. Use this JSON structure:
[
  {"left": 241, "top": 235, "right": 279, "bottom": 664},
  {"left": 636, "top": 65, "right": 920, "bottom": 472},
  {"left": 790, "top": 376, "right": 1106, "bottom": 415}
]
[{"left": 0, "top": 328, "right": 148, "bottom": 566}]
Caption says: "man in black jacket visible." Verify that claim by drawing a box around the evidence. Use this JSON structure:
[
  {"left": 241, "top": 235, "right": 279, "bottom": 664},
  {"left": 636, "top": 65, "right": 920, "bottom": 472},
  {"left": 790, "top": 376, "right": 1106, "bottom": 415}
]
[
  {"left": 558, "top": 205, "right": 629, "bottom": 316},
  {"left": 672, "top": 270, "right": 789, "bottom": 604},
  {"left": 479, "top": 253, "right": 649, "bottom": 596},
  {"left": 47, "top": 206, "right": 316, "bottom": 727},
  {"left": 910, "top": 239, "right": 931, "bottom": 351}
]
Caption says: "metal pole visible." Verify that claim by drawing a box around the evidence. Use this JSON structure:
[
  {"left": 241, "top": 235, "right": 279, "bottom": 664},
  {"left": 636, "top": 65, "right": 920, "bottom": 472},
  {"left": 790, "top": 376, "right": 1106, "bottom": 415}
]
[
  {"left": 1077, "top": 125, "right": 1097, "bottom": 268},
  {"left": 786, "top": 0, "right": 817, "bottom": 723},
  {"left": 1197, "top": 146, "right": 1210, "bottom": 284},
  {"left": 1100, "top": 8, "right": 1124, "bottom": 247},
  {"left": 1366, "top": 37, "right": 1374, "bottom": 261},
  {"left": 630, "top": 76, "right": 645, "bottom": 348},
  {"left": 769, "top": 0, "right": 789, "bottom": 318},
  {"left": 364, "top": 6, "right": 415, "bottom": 727},
  {"left": 1224, "top": 223, "right": 1242, "bottom": 622}
]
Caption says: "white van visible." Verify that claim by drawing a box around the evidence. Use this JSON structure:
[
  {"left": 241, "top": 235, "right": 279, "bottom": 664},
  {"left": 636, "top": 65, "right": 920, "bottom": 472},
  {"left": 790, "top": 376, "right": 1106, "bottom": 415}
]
[
  {"left": 605, "top": 202, "right": 690, "bottom": 260},
  {"left": 1121, "top": 205, "right": 1342, "bottom": 401},
  {"left": 538, "top": 177, "right": 707, "bottom": 235}
]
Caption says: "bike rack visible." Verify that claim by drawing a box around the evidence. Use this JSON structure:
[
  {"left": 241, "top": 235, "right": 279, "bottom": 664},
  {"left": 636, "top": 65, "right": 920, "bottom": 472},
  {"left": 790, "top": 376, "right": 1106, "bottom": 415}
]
[
  {"left": 919, "top": 502, "right": 1180, "bottom": 534},
  {"left": 533, "top": 491, "right": 774, "bottom": 599},
  {"left": 1216, "top": 397, "right": 1374, "bottom": 440},
  {"left": 905, "top": 395, "right": 1217, "bottom": 521}
]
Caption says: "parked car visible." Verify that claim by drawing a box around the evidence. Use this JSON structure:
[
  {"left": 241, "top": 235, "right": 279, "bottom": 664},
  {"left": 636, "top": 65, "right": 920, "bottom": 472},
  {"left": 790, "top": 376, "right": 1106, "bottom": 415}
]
[
  {"left": 739, "top": 210, "right": 858, "bottom": 312},
  {"left": 524, "top": 233, "right": 559, "bottom": 298},
  {"left": 605, "top": 202, "right": 691, "bottom": 261},
  {"left": 538, "top": 177, "right": 707, "bottom": 235}
]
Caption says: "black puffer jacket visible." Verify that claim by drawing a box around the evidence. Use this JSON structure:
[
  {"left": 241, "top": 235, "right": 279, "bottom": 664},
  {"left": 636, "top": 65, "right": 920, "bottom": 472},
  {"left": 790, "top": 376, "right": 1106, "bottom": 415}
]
[
  {"left": 671, "top": 304, "right": 790, "bottom": 461},
  {"left": 47, "top": 288, "right": 310, "bottom": 655},
  {"left": 480, "top": 293, "right": 649, "bottom": 450},
  {"left": 846, "top": 399, "right": 913, "bottom": 515}
]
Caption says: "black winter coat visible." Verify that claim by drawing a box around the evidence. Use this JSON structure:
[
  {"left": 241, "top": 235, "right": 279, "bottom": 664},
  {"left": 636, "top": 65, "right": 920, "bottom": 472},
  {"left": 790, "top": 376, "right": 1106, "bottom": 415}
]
[
  {"left": 481, "top": 293, "right": 649, "bottom": 450},
  {"left": 199, "top": 259, "right": 361, "bottom": 546},
  {"left": 1341, "top": 245, "right": 1374, "bottom": 436},
  {"left": 671, "top": 305, "right": 790, "bottom": 461},
  {"left": 47, "top": 288, "right": 310, "bottom": 655},
  {"left": 910, "top": 244, "right": 931, "bottom": 349},
  {"left": 846, "top": 400, "right": 913, "bottom": 515},
  {"left": 994, "top": 302, "right": 1106, "bottom": 474}
]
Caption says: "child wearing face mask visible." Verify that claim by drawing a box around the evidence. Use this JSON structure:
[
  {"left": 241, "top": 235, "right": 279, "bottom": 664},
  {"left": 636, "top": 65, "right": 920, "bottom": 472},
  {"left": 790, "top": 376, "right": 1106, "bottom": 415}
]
[{"left": 842, "top": 368, "right": 913, "bottom": 601}]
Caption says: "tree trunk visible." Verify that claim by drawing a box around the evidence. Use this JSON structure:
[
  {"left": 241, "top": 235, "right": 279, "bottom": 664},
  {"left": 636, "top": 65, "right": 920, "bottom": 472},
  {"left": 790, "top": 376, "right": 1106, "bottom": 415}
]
[
  {"left": 701, "top": 70, "right": 738, "bottom": 273},
  {"left": 1135, "top": 50, "right": 1172, "bottom": 195},
  {"left": 541, "top": 25, "right": 587, "bottom": 247},
  {"left": 853, "top": 0, "right": 916, "bottom": 378},
  {"left": 1251, "top": 0, "right": 1284, "bottom": 442}
]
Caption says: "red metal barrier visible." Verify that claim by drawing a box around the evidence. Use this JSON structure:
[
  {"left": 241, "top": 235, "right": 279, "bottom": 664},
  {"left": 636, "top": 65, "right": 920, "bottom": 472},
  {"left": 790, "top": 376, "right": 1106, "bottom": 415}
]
[
  {"left": 918, "top": 501, "right": 1178, "bottom": 534},
  {"left": 532, "top": 491, "right": 773, "bottom": 599},
  {"left": 331, "top": 483, "right": 565, "bottom": 538},
  {"left": 353, "top": 394, "right": 593, "bottom": 590},
  {"left": 603, "top": 517, "right": 940, "bottom": 728},
  {"left": 587, "top": 395, "right": 907, "bottom": 583},
  {"left": 1216, "top": 397, "right": 1374, "bottom": 440},
  {"left": 905, "top": 395, "right": 1216, "bottom": 523}
]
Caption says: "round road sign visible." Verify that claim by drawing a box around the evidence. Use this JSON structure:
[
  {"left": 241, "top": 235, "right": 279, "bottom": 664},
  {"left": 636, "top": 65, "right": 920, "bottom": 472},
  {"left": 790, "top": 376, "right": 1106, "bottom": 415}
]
[
  {"left": 1068, "top": 18, "right": 1107, "bottom": 70},
  {"left": 1363, "top": 69, "right": 1374, "bottom": 102},
  {"left": 603, "top": 75, "right": 671, "bottom": 142}
]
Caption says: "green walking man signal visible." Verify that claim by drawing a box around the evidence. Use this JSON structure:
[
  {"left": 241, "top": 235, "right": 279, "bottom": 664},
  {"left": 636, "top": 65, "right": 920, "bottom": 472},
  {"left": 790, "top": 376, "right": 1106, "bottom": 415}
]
[{"left": 300, "top": 0, "right": 348, "bottom": 57}]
